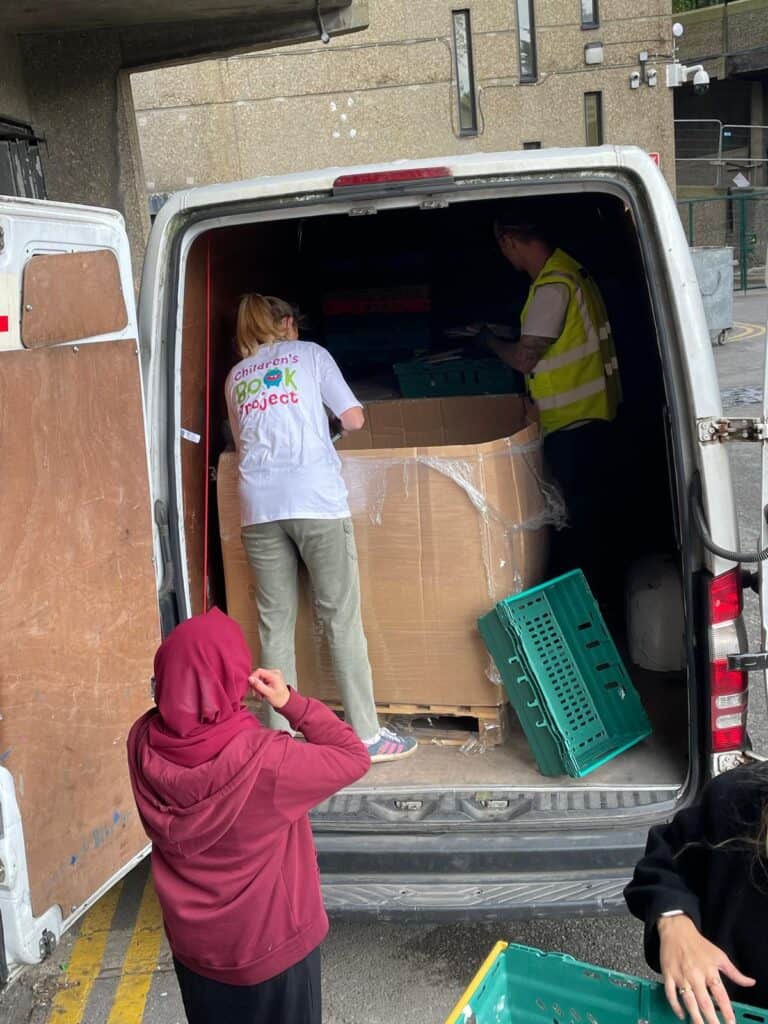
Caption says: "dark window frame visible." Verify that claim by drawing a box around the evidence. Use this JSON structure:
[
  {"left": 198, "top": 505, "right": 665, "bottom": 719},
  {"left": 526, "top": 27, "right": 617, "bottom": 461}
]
[
  {"left": 584, "top": 90, "right": 604, "bottom": 146},
  {"left": 523, "top": 141, "right": 542, "bottom": 149},
  {"left": 452, "top": 8, "right": 479, "bottom": 136},
  {"left": 581, "top": 0, "right": 600, "bottom": 29},
  {"left": 515, "top": 0, "right": 538, "bottom": 83}
]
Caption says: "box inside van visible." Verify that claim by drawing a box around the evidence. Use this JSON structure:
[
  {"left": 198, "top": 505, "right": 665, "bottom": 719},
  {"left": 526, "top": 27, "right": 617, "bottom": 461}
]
[{"left": 172, "top": 184, "right": 688, "bottom": 800}]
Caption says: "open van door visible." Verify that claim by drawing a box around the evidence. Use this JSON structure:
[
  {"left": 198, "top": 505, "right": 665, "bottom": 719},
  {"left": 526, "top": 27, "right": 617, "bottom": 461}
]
[
  {"left": 761, "top": 255, "right": 768, "bottom": 736},
  {"left": 0, "top": 198, "right": 161, "bottom": 978}
]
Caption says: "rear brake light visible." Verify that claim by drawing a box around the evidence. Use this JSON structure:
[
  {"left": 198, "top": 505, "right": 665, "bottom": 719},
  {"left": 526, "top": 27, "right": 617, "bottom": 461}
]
[
  {"left": 710, "top": 659, "right": 747, "bottom": 752},
  {"left": 709, "top": 567, "right": 743, "bottom": 624},
  {"left": 709, "top": 567, "right": 747, "bottom": 754},
  {"left": 332, "top": 166, "right": 453, "bottom": 190}
]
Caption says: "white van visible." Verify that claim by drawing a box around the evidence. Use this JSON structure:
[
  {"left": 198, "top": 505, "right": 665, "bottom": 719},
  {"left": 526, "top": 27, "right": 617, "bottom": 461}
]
[{"left": 0, "top": 146, "right": 762, "bottom": 980}]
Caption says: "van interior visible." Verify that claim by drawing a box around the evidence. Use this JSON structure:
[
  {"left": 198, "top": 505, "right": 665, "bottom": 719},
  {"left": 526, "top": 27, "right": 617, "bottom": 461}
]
[{"left": 175, "top": 191, "right": 688, "bottom": 802}]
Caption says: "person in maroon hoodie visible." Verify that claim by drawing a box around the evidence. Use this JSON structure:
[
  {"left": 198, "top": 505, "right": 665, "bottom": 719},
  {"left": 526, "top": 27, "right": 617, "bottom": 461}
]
[{"left": 127, "top": 607, "right": 370, "bottom": 1024}]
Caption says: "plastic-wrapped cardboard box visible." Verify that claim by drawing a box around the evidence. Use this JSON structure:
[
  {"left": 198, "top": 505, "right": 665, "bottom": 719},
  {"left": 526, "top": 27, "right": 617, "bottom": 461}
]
[{"left": 217, "top": 395, "right": 557, "bottom": 708}]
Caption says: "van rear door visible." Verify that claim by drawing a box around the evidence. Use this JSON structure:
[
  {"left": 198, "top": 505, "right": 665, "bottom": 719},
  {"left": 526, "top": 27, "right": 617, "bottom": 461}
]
[{"left": 0, "top": 197, "right": 161, "bottom": 977}]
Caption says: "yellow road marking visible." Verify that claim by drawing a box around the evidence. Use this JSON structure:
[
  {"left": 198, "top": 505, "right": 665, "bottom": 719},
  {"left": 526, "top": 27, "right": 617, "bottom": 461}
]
[
  {"left": 106, "top": 872, "right": 165, "bottom": 1024},
  {"left": 46, "top": 882, "right": 124, "bottom": 1023},
  {"left": 727, "top": 321, "right": 766, "bottom": 343}
]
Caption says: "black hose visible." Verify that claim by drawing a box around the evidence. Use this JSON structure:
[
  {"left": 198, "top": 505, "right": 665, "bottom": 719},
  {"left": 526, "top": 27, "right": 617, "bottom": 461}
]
[{"left": 691, "top": 473, "right": 768, "bottom": 564}]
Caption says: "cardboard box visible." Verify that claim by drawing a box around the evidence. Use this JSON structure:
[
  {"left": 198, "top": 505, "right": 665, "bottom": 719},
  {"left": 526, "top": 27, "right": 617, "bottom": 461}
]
[{"left": 217, "top": 395, "right": 550, "bottom": 708}]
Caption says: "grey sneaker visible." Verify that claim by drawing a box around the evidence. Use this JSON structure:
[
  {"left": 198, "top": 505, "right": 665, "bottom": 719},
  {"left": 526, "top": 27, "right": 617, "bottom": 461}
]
[{"left": 366, "top": 726, "right": 418, "bottom": 763}]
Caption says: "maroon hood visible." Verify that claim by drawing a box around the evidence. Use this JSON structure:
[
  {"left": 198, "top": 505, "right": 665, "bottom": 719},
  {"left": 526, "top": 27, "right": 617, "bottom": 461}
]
[{"left": 127, "top": 609, "right": 278, "bottom": 857}]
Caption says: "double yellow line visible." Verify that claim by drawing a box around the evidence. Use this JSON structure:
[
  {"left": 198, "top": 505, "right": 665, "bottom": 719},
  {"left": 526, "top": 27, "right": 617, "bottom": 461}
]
[
  {"left": 727, "top": 321, "right": 766, "bottom": 343},
  {"left": 46, "top": 872, "right": 165, "bottom": 1024}
]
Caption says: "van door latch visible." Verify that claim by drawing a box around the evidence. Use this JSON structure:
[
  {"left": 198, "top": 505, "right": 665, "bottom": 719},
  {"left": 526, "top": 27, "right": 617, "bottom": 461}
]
[
  {"left": 698, "top": 417, "right": 768, "bottom": 444},
  {"left": 728, "top": 652, "right": 768, "bottom": 672}
]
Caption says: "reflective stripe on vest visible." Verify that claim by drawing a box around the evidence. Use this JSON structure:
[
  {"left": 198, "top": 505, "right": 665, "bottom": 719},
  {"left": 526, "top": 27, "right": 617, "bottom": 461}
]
[
  {"left": 537, "top": 337, "right": 600, "bottom": 373},
  {"left": 535, "top": 376, "right": 607, "bottom": 412}
]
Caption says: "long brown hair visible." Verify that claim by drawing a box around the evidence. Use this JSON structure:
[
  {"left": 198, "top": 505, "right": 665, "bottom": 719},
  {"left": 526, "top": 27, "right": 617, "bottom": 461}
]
[{"left": 236, "top": 294, "right": 286, "bottom": 357}]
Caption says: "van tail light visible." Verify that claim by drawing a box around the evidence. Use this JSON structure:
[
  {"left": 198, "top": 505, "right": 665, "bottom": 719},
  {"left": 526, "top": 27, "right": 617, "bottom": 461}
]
[
  {"left": 709, "top": 566, "right": 743, "bottom": 624},
  {"left": 332, "top": 166, "right": 454, "bottom": 192},
  {"left": 708, "top": 568, "right": 747, "bottom": 754}
]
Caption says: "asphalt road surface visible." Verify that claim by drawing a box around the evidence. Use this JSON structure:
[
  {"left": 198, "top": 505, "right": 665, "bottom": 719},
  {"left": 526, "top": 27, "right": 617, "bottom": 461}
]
[{"left": 3, "top": 292, "right": 768, "bottom": 1024}]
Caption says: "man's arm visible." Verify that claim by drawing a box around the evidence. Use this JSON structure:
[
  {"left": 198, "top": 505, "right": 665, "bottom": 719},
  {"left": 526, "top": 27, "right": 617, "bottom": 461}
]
[{"left": 483, "top": 331, "right": 554, "bottom": 375}]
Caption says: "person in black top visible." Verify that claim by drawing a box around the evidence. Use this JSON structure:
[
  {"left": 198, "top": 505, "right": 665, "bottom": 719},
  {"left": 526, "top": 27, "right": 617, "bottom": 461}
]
[{"left": 624, "top": 765, "right": 768, "bottom": 1024}]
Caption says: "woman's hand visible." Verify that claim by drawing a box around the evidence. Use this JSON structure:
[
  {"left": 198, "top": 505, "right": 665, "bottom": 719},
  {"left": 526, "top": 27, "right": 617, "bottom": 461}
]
[
  {"left": 248, "top": 668, "right": 291, "bottom": 709},
  {"left": 658, "top": 914, "right": 756, "bottom": 1024}
]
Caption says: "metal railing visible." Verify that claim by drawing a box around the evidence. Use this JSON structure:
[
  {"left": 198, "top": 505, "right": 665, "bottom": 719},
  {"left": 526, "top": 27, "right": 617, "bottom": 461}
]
[
  {"left": 677, "top": 192, "right": 768, "bottom": 291},
  {"left": 675, "top": 119, "right": 768, "bottom": 190}
]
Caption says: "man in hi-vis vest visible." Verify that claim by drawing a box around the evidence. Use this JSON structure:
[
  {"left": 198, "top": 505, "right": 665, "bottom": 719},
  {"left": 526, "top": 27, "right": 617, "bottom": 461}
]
[{"left": 480, "top": 219, "right": 622, "bottom": 610}]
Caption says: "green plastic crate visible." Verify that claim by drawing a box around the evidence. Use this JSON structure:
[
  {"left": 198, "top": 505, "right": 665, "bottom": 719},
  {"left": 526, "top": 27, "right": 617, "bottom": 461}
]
[
  {"left": 479, "top": 570, "right": 651, "bottom": 778},
  {"left": 393, "top": 357, "right": 521, "bottom": 398},
  {"left": 477, "top": 611, "right": 567, "bottom": 777},
  {"left": 446, "top": 942, "right": 767, "bottom": 1024}
]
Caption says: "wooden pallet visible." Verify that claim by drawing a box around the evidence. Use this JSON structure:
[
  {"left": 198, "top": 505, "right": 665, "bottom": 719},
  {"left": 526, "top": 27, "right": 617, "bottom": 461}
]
[{"left": 330, "top": 699, "right": 509, "bottom": 748}]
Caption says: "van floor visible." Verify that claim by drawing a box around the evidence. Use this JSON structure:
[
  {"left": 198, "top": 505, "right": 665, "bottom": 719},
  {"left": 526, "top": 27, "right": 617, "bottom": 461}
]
[{"left": 349, "top": 669, "right": 687, "bottom": 791}]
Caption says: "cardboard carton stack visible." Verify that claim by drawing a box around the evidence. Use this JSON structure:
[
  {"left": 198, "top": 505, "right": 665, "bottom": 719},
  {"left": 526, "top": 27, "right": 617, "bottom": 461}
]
[{"left": 217, "top": 395, "right": 549, "bottom": 712}]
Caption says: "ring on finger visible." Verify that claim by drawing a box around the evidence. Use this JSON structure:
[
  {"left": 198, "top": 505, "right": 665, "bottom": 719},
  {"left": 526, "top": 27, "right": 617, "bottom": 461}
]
[{"left": 679, "top": 985, "right": 692, "bottom": 995}]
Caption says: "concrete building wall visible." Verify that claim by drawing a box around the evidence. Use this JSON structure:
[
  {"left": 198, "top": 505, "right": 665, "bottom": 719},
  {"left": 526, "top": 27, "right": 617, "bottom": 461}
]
[
  {"left": 133, "top": 0, "right": 676, "bottom": 194},
  {"left": 678, "top": 0, "right": 768, "bottom": 78},
  {"left": 0, "top": 33, "right": 32, "bottom": 123},
  {"left": 19, "top": 31, "right": 150, "bottom": 284},
  {"left": 0, "top": 2, "right": 369, "bottom": 281}
]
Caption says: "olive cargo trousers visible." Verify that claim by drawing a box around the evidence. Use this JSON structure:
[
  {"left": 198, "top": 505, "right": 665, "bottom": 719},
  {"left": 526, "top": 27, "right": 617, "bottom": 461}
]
[{"left": 241, "top": 517, "right": 380, "bottom": 741}]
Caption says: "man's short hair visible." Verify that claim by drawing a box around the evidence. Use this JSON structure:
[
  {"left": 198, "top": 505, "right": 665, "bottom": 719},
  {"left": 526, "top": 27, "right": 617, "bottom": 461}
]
[
  {"left": 265, "top": 295, "right": 307, "bottom": 328},
  {"left": 493, "top": 219, "right": 546, "bottom": 244}
]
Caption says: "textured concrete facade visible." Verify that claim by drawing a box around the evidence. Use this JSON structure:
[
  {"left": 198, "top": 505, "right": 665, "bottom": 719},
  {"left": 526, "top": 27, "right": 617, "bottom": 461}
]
[
  {"left": 678, "top": 0, "right": 768, "bottom": 79},
  {"left": 0, "top": 33, "right": 32, "bottom": 124},
  {"left": 0, "top": 2, "right": 369, "bottom": 279},
  {"left": 134, "top": 0, "right": 676, "bottom": 193}
]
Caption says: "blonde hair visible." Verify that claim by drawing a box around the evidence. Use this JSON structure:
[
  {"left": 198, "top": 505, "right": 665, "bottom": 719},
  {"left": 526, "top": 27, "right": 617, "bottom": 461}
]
[{"left": 236, "top": 294, "right": 286, "bottom": 357}]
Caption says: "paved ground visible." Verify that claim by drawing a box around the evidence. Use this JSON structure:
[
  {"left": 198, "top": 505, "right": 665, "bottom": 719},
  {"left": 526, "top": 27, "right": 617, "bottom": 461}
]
[{"left": 3, "top": 292, "right": 768, "bottom": 1024}]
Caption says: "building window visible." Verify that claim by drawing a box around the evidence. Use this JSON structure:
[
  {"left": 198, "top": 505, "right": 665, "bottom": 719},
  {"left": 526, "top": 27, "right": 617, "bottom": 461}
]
[
  {"left": 452, "top": 10, "right": 478, "bottom": 135},
  {"left": 523, "top": 141, "right": 542, "bottom": 149},
  {"left": 581, "top": 0, "right": 599, "bottom": 28},
  {"left": 516, "top": 0, "right": 537, "bottom": 81},
  {"left": 584, "top": 91, "right": 603, "bottom": 146}
]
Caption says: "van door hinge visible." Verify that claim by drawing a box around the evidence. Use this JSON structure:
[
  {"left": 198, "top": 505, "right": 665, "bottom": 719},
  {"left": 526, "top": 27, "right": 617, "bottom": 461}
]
[
  {"left": 698, "top": 417, "right": 768, "bottom": 444},
  {"left": 728, "top": 652, "right": 768, "bottom": 672}
]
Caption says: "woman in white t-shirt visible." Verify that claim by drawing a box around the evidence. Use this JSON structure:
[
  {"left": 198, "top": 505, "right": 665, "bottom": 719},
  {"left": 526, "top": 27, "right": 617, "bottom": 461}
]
[{"left": 225, "top": 294, "right": 417, "bottom": 763}]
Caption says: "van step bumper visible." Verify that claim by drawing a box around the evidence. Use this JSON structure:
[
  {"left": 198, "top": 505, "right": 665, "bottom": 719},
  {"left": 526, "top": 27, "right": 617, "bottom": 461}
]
[{"left": 321, "top": 875, "right": 630, "bottom": 920}]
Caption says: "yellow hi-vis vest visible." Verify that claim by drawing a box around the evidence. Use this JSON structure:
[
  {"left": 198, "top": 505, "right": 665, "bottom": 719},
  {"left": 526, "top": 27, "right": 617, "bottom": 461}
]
[{"left": 521, "top": 248, "right": 621, "bottom": 435}]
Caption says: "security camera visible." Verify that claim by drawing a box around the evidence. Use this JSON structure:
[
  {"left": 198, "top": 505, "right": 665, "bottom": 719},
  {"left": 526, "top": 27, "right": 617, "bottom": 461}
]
[{"left": 693, "top": 67, "right": 710, "bottom": 95}]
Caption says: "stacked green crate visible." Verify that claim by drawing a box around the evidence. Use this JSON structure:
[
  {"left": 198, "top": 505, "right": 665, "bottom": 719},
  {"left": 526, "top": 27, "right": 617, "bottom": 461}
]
[
  {"left": 394, "top": 357, "right": 522, "bottom": 398},
  {"left": 479, "top": 570, "right": 651, "bottom": 778}
]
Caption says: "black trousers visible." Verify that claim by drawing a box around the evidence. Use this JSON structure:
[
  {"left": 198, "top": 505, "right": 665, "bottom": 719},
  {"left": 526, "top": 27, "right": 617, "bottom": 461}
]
[
  {"left": 173, "top": 947, "right": 322, "bottom": 1024},
  {"left": 543, "top": 419, "right": 620, "bottom": 617}
]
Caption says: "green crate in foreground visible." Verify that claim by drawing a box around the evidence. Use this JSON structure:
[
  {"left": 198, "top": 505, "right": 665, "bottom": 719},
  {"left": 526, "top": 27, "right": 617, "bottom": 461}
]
[
  {"left": 445, "top": 942, "right": 767, "bottom": 1024},
  {"left": 479, "top": 570, "right": 651, "bottom": 778}
]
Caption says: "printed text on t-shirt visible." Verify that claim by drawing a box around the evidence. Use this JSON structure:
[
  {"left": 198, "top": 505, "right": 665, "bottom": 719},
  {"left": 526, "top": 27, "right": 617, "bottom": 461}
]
[{"left": 235, "top": 364, "right": 299, "bottom": 417}]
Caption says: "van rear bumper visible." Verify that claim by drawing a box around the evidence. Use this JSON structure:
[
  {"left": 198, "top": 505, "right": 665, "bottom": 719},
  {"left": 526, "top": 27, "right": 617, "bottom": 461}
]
[
  {"left": 322, "top": 876, "right": 630, "bottom": 920},
  {"left": 315, "top": 825, "right": 651, "bottom": 921}
]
